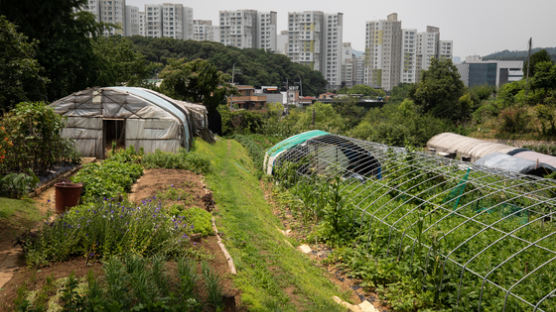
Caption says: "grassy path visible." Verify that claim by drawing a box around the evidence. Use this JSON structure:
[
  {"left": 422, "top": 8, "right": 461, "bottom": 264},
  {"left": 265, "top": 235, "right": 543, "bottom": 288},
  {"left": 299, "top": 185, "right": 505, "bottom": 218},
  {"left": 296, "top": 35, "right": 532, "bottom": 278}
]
[{"left": 196, "top": 139, "right": 346, "bottom": 311}]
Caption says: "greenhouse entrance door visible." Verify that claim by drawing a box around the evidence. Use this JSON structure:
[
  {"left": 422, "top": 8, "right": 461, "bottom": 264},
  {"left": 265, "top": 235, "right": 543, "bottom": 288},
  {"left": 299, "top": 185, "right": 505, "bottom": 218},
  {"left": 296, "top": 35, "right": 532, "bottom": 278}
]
[{"left": 103, "top": 119, "right": 125, "bottom": 158}]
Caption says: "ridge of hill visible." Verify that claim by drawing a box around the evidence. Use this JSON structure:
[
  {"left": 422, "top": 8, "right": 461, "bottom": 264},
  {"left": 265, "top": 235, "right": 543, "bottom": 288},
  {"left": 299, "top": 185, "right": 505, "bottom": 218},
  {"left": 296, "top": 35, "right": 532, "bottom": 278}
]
[{"left": 483, "top": 47, "right": 556, "bottom": 61}]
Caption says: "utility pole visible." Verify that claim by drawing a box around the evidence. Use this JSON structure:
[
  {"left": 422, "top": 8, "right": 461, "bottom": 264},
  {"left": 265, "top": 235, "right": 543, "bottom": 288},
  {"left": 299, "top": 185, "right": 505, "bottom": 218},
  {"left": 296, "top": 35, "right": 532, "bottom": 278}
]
[
  {"left": 298, "top": 77, "right": 303, "bottom": 97},
  {"left": 525, "top": 37, "right": 532, "bottom": 98},
  {"left": 232, "top": 63, "right": 236, "bottom": 84}
]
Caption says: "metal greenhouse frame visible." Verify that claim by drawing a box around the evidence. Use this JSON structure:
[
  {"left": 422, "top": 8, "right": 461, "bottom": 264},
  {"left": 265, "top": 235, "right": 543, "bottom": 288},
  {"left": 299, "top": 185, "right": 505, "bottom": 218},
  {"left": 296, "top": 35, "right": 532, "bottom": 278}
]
[{"left": 267, "top": 134, "right": 556, "bottom": 311}]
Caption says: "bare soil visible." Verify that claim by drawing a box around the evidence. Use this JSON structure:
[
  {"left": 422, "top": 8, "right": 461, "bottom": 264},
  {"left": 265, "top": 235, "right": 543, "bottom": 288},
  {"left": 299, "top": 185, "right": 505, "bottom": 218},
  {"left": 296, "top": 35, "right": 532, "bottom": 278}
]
[{"left": 0, "top": 168, "right": 238, "bottom": 311}]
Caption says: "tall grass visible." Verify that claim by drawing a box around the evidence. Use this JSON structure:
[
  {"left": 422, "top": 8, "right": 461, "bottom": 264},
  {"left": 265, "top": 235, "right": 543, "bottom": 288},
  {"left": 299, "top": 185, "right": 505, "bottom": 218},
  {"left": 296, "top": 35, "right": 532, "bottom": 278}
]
[{"left": 143, "top": 148, "right": 210, "bottom": 174}]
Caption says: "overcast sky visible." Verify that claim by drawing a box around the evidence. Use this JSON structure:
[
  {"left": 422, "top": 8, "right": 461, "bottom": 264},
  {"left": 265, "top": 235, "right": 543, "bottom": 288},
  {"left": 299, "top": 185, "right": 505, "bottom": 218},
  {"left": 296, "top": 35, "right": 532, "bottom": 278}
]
[{"left": 127, "top": 0, "right": 556, "bottom": 58}]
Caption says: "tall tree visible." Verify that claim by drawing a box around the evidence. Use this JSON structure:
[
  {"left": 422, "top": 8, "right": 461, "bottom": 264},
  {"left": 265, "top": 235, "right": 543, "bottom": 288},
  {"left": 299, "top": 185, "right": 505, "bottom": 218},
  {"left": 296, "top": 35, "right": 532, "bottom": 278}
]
[
  {"left": 0, "top": 16, "right": 48, "bottom": 112},
  {"left": 524, "top": 49, "right": 553, "bottom": 77},
  {"left": 159, "top": 58, "right": 235, "bottom": 134},
  {"left": 91, "top": 36, "right": 159, "bottom": 87},
  {"left": 411, "top": 58, "right": 465, "bottom": 121},
  {"left": 0, "top": 0, "right": 101, "bottom": 100}
]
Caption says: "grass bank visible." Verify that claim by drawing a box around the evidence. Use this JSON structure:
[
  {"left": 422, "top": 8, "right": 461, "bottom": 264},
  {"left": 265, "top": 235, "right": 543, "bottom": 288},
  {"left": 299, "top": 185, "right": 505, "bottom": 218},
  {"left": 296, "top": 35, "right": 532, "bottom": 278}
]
[{"left": 195, "top": 139, "right": 346, "bottom": 311}]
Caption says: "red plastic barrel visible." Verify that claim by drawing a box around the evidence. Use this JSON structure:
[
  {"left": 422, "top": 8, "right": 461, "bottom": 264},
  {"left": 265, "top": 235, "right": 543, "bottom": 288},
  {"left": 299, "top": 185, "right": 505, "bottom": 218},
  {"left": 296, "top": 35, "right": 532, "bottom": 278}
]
[{"left": 55, "top": 181, "right": 83, "bottom": 214}]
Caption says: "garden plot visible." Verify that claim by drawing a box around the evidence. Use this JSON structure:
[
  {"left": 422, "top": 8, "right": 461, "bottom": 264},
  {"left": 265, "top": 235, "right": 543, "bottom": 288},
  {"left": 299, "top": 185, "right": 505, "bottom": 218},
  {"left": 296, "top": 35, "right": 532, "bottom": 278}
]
[{"left": 0, "top": 147, "right": 238, "bottom": 311}]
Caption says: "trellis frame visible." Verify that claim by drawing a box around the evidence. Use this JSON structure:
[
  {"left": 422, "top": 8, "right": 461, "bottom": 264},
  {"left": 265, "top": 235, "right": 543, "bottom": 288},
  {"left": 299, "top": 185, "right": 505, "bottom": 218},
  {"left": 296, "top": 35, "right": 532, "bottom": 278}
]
[{"left": 270, "top": 134, "right": 556, "bottom": 311}]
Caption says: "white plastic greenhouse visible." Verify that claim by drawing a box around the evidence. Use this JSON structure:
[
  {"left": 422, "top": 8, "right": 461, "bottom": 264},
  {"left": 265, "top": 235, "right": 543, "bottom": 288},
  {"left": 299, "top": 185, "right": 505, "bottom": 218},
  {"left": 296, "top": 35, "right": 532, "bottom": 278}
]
[{"left": 50, "top": 87, "right": 209, "bottom": 158}]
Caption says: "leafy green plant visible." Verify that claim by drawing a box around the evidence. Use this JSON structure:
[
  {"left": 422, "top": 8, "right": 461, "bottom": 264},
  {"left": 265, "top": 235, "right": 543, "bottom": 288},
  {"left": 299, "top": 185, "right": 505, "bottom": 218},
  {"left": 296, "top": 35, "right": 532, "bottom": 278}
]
[
  {"left": 0, "top": 169, "right": 39, "bottom": 198},
  {"left": 271, "top": 153, "right": 556, "bottom": 312},
  {"left": 202, "top": 261, "right": 223, "bottom": 309},
  {"left": 0, "top": 102, "right": 79, "bottom": 176},
  {"left": 179, "top": 207, "right": 214, "bottom": 237},
  {"left": 22, "top": 198, "right": 190, "bottom": 266},
  {"left": 143, "top": 148, "right": 210, "bottom": 174},
  {"left": 72, "top": 147, "right": 143, "bottom": 202}
]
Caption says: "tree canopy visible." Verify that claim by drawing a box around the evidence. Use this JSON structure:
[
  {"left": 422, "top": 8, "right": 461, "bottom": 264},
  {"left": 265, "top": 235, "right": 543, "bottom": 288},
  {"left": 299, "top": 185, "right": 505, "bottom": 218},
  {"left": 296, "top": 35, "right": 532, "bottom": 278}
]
[
  {"left": 159, "top": 58, "right": 235, "bottom": 134},
  {"left": 411, "top": 58, "right": 466, "bottom": 121},
  {"left": 0, "top": 16, "right": 48, "bottom": 112},
  {"left": 130, "top": 37, "right": 328, "bottom": 96},
  {"left": 0, "top": 0, "right": 102, "bottom": 100},
  {"left": 524, "top": 49, "right": 553, "bottom": 77}
]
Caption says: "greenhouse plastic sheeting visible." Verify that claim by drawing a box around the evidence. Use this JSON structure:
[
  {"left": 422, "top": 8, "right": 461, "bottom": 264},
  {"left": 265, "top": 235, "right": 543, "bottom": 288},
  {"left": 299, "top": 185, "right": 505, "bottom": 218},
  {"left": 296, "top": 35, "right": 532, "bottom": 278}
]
[
  {"left": 475, "top": 153, "right": 556, "bottom": 175},
  {"left": 427, "top": 132, "right": 518, "bottom": 161},
  {"left": 110, "top": 87, "right": 190, "bottom": 149},
  {"left": 264, "top": 130, "right": 329, "bottom": 175},
  {"left": 50, "top": 87, "right": 193, "bottom": 158}
]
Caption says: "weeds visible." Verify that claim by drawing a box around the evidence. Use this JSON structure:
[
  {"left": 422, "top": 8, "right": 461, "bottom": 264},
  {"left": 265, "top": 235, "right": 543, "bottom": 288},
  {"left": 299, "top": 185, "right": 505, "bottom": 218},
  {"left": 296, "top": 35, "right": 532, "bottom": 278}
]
[{"left": 143, "top": 148, "right": 210, "bottom": 174}]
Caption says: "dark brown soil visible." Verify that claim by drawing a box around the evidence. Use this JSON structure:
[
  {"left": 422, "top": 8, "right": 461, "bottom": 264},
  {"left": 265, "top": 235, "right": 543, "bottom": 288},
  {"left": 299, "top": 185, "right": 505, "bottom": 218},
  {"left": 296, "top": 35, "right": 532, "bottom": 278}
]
[
  {"left": 0, "top": 259, "right": 103, "bottom": 312},
  {"left": 0, "top": 168, "right": 240, "bottom": 311}
]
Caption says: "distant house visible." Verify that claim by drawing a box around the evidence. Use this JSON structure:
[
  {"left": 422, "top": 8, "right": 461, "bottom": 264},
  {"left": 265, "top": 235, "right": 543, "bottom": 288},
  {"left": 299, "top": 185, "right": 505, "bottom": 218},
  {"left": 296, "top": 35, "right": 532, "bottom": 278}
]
[
  {"left": 257, "top": 86, "right": 284, "bottom": 104},
  {"left": 228, "top": 85, "right": 267, "bottom": 110},
  {"left": 299, "top": 96, "right": 317, "bottom": 106},
  {"left": 318, "top": 92, "right": 336, "bottom": 100}
]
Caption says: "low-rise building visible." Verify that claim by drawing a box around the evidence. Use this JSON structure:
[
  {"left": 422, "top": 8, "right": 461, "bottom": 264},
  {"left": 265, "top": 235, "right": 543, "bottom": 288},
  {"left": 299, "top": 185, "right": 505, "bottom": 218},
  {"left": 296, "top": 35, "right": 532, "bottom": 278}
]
[
  {"left": 228, "top": 85, "right": 267, "bottom": 110},
  {"left": 456, "top": 59, "right": 523, "bottom": 88}
]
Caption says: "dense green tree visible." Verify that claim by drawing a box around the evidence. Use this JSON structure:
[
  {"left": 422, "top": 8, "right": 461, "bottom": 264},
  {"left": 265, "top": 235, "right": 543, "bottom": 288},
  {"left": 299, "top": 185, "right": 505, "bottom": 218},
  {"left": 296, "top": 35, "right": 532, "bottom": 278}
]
[
  {"left": 0, "top": 0, "right": 102, "bottom": 100},
  {"left": 530, "top": 61, "right": 556, "bottom": 95},
  {"left": 389, "top": 83, "right": 415, "bottom": 103},
  {"left": 523, "top": 49, "right": 553, "bottom": 77},
  {"left": 411, "top": 58, "right": 465, "bottom": 121},
  {"left": 0, "top": 16, "right": 48, "bottom": 113},
  {"left": 289, "top": 102, "right": 347, "bottom": 133},
  {"left": 348, "top": 99, "right": 454, "bottom": 147},
  {"left": 129, "top": 37, "right": 328, "bottom": 95},
  {"left": 91, "top": 36, "right": 159, "bottom": 87},
  {"left": 159, "top": 58, "right": 235, "bottom": 134}
]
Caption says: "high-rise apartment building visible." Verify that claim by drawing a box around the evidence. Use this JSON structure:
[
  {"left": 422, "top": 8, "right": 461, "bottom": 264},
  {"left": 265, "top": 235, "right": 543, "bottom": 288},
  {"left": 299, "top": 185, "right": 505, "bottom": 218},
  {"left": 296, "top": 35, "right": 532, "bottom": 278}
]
[
  {"left": 125, "top": 5, "right": 140, "bottom": 36},
  {"left": 324, "top": 13, "right": 343, "bottom": 88},
  {"left": 162, "top": 3, "right": 184, "bottom": 39},
  {"left": 219, "top": 10, "right": 258, "bottom": 49},
  {"left": 83, "top": 0, "right": 126, "bottom": 35},
  {"left": 288, "top": 11, "right": 325, "bottom": 71},
  {"left": 364, "top": 13, "right": 402, "bottom": 91},
  {"left": 342, "top": 42, "right": 354, "bottom": 87},
  {"left": 276, "top": 30, "right": 288, "bottom": 55},
  {"left": 288, "top": 11, "right": 343, "bottom": 89},
  {"left": 401, "top": 29, "right": 417, "bottom": 84},
  {"left": 415, "top": 26, "right": 440, "bottom": 81},
  {"left": 145, "top": 4, "right": 163, "bottom": 38},
  {"left": 83, "top": 0, "right": 101, "bottom": 22},
  {"left": 138, "top": 11, "right": 146, "bottom": 36},
  {"left": 183, "top": 7, "right": 194, "bottom": 40},
  {"left": 439, "top": 40, "right": 453, "bottom": 60},
  {"left": 100, "top": 0, "right": 126, "bottom": 35},
  {"left": 193, "top": 20, "right": 219, "bottom": 42},
  {"left": 144, "top": 4, "right": 192, "bottom": 40},
  {"left": 257, "top": 11, "right": 277, "bottom": 51}
]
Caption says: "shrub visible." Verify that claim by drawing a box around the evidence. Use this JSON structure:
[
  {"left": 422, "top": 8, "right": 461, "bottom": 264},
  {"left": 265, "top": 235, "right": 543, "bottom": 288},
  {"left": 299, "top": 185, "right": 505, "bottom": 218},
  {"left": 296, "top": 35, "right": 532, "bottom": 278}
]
[
  {"left": 0, "top": 170, "right": 39, "bottom": 198},
  {"left": 72, "top": 147, "right": 143, "bottom": 202},
  {"left": 180, "top": 207, "right": 214, "bottom": 237},
  {"left": 22, "top": 198, "right": 191, "bottom": 266},
  {"left": 143, "top": 148, "right": 210, "bottom": 174},
  {"left": 0, "top": 102, "right": 79, "bottom": 176}
]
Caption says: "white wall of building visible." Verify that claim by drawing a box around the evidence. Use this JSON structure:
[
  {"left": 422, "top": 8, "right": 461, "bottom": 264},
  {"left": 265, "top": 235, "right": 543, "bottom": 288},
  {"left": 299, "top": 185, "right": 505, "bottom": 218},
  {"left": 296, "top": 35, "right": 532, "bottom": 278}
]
[
  {"left": 125, "top": 5, "right": 140, "bottom": 36},
  {"left": 257, "top": 11, "right": 277, "bottom": 51},
  {"left": 401, "top": 28, "right": 417, "bottom": 83},
  {"left": 220, "top": 10, "right": 258, "bottom": 49}
]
